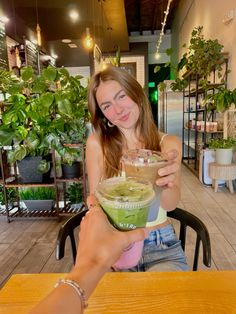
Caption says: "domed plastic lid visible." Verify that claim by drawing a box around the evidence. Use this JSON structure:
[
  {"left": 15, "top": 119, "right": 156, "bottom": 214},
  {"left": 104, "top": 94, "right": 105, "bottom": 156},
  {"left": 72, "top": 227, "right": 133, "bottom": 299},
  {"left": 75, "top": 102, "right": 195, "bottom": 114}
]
[
  {"left": 122, "top": 149, "right": 167, "bottom": 166},
  {"left": 95, "top": 177, "right": 155, "bottom": 209}
]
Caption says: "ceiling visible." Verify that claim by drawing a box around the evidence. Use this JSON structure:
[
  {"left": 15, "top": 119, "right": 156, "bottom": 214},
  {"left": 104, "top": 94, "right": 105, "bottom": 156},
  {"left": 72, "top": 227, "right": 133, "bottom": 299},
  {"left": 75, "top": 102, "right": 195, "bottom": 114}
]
[{"left": 1, "top": 0, "right": 180, "bottom": 67}]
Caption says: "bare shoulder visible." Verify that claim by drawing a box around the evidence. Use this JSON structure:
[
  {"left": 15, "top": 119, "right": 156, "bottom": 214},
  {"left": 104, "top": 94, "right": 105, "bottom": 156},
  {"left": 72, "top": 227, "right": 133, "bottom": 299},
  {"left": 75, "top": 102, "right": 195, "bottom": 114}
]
[{"left": 86, "top": 133, "right": 103, "bottom": 153}]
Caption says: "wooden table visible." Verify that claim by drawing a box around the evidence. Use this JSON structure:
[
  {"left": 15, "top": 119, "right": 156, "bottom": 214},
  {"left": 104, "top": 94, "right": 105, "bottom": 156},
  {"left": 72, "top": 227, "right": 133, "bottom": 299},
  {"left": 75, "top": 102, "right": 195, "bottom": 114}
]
[{"left": 0, "top": 271, "right": 236, "bottom": 313}]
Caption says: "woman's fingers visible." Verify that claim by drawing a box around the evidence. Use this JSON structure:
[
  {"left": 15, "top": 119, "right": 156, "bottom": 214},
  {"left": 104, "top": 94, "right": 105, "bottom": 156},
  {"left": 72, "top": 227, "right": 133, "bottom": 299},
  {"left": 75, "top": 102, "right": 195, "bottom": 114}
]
[{"left": 125, "top": 227, "right": 149, "bottom": 245}]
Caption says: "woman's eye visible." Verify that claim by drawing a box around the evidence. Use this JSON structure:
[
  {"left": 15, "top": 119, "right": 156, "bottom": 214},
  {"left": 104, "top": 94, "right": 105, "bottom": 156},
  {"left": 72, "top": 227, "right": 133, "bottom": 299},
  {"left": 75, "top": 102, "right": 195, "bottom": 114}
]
[
  {"left": 103, "top": 104, "right": 110, "bottom": 111},
  {"left": 119, "top": 94, "right": 126, "bottom": 100}
]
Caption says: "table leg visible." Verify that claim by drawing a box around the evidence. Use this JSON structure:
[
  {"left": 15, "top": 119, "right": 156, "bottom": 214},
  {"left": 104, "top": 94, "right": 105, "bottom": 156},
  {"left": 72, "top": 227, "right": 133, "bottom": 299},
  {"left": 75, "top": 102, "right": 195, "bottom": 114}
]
[
  {"left": 228, "top": 180, "right": 234, "bottom": 193},
  {"left": 214, "top": 180, "right": 218, "bottom": 193}
]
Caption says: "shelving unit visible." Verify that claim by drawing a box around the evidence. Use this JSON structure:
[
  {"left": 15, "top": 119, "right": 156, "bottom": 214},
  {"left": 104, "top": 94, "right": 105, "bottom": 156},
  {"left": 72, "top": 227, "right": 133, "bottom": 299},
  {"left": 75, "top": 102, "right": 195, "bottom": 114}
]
[
  {"left": 0, "top": 144, "right": 87, "bottom": 223},
  {"left": 182, "top": 57, "right": 228, "bottom": 175}
]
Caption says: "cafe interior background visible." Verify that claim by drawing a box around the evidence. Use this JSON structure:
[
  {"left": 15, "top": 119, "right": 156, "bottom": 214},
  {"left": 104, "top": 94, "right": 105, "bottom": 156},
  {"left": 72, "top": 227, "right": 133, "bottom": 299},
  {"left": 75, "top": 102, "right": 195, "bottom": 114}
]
[{"left": 0, "top": 0, "right": 236, "bottom": 288}]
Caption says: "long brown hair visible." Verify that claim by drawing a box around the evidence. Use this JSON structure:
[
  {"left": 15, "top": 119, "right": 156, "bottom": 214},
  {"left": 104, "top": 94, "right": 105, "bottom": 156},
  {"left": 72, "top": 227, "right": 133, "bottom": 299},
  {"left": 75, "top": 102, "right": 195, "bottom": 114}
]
[{"left": 88, "top": 66, "right": 160, "bottom": 178}]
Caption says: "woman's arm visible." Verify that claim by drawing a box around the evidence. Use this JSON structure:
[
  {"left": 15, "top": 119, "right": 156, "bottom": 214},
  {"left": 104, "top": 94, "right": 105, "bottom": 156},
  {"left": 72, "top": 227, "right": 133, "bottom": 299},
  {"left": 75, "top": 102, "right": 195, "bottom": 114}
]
[
  {"left": 30, "top": 196, "right": 148, "bottom": 314},
  {"left": 157, "top": 135, "right": 182, "bottom": 211},
  {"left": 86, "top": 133, "right": 104, "bottom": 193}
]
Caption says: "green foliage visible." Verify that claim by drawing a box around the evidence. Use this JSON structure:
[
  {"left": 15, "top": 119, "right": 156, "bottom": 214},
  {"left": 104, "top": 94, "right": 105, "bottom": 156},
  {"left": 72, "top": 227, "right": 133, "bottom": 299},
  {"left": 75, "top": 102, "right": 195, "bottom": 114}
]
[
  {"left": 19, "top": 187, "right": 55, "bottom": 200},
  {"left": 204, "top": 87, "right": 236, "bottom": 112},
  {"left": 155, "top": 26, "right": 226, "bottom": 92},
  {"left": 66, "top": 182, "right": 83, "bottom": 204},
  {"left": 170, "top": 78, "right": 188, "bottom": 92},
  {"left": 208, "top": 137, "right": 236, "bottom": 149},
  {"left": 0, "top": 66, "right": 89, "bottom": 164},
  {"left": 186, "top": 26, "right": 225, "bottom": 79},
  {"left": 0, "top": 185, "right": 17, "bottom": 204},
  {"left": 62, "top": 148, "right": 81, "bottom": 166}
]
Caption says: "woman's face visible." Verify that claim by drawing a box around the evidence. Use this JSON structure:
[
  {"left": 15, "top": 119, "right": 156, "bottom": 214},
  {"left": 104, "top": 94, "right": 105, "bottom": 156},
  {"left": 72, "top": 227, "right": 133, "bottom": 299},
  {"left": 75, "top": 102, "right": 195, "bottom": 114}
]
[{"left": 96, "top": 80, "right": 140, "bottom": 130}]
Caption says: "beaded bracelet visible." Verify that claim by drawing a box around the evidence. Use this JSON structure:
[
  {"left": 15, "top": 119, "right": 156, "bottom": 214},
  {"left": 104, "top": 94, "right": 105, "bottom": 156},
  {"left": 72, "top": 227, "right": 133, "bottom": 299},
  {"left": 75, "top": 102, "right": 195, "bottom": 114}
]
[{"left": 55, "top": 278, "right": 88, "bottom": 311}]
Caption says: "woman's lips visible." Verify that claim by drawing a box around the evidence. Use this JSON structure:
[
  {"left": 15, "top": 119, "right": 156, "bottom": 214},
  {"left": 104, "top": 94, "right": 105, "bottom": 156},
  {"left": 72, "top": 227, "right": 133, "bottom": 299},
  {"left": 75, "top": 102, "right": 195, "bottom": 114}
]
[{"left": 119, "top": 113, "right": 130, "bottom": 121}]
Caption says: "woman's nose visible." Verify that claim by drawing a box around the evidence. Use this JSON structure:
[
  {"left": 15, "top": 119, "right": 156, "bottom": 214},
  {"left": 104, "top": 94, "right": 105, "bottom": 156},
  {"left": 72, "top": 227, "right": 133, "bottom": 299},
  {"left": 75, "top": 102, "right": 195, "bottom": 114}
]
[{"left": 113, "top": 102, "right": 123, "bottom": 115}]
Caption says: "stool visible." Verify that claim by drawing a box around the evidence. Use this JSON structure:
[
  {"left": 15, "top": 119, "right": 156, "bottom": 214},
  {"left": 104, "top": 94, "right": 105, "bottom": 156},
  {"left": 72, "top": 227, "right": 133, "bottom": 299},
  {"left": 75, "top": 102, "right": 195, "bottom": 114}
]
[{"left": 209, "top": 162, "right": 236, "bottom": 193}]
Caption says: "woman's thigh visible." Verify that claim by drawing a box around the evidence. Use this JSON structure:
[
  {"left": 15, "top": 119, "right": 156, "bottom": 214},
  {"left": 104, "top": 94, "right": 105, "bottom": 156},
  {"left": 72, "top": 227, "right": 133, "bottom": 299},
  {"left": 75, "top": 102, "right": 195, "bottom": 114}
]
[{"left": 141, "top": 224, "right": 189, "bottom": 272}]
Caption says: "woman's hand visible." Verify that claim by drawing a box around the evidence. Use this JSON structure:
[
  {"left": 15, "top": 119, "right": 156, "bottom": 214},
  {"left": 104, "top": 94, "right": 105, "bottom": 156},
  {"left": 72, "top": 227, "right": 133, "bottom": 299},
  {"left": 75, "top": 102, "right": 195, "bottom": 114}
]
[
  {"left": 76, "top": 195, "right": 148, "bottom": 270},
  {"left": 155, "top": 149, "right": 180, "bottom": 188}
]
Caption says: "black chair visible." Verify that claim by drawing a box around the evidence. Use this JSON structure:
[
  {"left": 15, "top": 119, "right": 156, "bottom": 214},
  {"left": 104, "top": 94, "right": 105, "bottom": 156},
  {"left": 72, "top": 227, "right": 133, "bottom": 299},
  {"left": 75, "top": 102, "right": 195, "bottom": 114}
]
[
  {"left": 167, "top": 207, "right": 211, "bottom": 271},
  {"left": 56, "top": 206, "right": 211, "bottom": 271},
  {"left": 56, "top": 205, "right": 87, "bottom": 263}
]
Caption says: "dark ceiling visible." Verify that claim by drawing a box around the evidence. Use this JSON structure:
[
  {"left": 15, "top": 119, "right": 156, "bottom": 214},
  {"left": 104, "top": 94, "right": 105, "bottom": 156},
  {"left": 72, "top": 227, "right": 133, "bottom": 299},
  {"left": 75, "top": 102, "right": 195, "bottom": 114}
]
[
  {"left": 0, "top": 0, "right": 180, "bottom": 67},
  {"left": 124, "top": 0, "right": 179, "bottom": 35}
]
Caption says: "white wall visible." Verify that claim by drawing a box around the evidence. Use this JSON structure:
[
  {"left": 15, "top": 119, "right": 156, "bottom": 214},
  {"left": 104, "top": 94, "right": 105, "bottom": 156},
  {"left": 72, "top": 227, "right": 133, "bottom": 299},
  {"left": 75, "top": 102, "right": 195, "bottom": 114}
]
[
  {"left": 65, "top": 66, "right": 90, "bottom": 87},
  {"left": 172, "top": 0, "right": 236, "bottom": 88}
]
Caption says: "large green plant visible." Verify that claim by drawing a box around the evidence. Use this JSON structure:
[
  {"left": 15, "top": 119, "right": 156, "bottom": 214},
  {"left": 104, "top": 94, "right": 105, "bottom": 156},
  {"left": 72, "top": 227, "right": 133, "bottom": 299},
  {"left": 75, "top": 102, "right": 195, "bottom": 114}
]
[
  {"left": 0, "top": 66, "right": 88, "bottom": 168},
  {"left": 156, "top": 26, "right": 227, "bottom": 92}
]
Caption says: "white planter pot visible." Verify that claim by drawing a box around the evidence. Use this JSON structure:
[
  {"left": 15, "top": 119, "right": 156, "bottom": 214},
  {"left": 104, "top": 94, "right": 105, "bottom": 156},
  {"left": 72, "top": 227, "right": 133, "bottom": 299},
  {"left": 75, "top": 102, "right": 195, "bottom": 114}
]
[{"left": 215, "top": 148, "right": 233, "bottom": 165}]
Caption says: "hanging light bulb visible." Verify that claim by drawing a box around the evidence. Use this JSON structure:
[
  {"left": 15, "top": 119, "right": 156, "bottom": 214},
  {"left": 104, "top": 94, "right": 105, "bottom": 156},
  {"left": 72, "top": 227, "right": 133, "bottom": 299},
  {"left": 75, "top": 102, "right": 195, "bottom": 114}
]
[
  {"left": 84, "top": 27, "right": 94, "bottom": 49},
  {"left": 36, "top": 23, "right": 42, "bottom": 46}
]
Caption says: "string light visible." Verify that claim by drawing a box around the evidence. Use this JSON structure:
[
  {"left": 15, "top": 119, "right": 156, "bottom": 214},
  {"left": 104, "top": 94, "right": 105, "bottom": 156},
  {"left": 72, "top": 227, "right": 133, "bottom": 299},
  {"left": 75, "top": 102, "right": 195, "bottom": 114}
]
[{"left": 155, "top": 0, "right": 172, "bottom": 55}]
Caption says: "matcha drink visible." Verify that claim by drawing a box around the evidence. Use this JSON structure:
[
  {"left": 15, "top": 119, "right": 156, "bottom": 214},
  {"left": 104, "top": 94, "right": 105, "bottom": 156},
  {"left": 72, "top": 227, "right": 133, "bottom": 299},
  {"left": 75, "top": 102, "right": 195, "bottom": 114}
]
[
  {"left": 122, "top": 149, "right": 168, "bottom": 185},
  {"left": 95, "top": 177, "right": 155, "bottom": 269},
  {"left": 95, "top": 177, "right": 155, "bottom": 231}
]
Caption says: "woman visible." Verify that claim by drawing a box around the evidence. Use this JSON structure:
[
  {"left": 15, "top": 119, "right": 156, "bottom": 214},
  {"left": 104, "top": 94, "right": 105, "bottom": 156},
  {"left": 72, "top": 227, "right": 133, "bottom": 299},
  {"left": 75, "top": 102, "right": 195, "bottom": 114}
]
[{"left": 86, "top": 66, "right": 188, "bottom": 271}]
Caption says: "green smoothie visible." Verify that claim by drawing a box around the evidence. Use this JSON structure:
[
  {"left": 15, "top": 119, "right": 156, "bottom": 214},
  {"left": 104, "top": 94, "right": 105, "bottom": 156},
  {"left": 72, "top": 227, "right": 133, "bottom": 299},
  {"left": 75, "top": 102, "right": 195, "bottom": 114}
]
[{"left": 95, "top": 177, "right": 155, "bottom": 231}]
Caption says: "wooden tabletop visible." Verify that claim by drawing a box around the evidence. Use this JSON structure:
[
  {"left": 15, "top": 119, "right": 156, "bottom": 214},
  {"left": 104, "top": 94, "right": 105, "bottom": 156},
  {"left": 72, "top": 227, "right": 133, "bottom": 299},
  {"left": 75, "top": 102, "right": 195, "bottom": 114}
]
[{"left": 0, "top": 271, "right": 236, "bottom": 313}]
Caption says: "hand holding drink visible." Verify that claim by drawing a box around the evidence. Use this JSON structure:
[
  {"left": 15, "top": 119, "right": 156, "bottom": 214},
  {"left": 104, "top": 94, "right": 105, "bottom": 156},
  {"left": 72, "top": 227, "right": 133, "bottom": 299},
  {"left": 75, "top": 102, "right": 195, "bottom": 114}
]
[
  {"left": 122, "top": 149, "right": 168, "bottom": 221},
  {"left": 95, "top": 177, "right": 155, "bottom": 269}
]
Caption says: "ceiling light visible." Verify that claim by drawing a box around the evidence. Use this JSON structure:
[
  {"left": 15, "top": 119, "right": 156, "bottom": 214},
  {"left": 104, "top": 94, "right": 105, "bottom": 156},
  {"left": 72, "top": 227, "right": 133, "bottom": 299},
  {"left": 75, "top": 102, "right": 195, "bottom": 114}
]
[
  {"left": 69, "top": 10, "right": 79, "bottom": 22},
  {"left": 62, "top": 39, "right": 72, "bottom": 43},
  {"left": 68, "top": 43, "right": 78, "bottom": 48},
  {"left": 36, "top": 23, "right": 42, "bottom": 46},
  {"left": 83, "top": 27, "right": 93, "bottom": 50}
]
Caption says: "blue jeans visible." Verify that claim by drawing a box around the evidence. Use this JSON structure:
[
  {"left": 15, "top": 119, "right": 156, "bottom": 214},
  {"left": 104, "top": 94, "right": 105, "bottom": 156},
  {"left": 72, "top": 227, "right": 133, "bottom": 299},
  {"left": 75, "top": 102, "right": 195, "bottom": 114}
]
[{"left": 129, "top": 224, "right": 189, "bottom": 272}]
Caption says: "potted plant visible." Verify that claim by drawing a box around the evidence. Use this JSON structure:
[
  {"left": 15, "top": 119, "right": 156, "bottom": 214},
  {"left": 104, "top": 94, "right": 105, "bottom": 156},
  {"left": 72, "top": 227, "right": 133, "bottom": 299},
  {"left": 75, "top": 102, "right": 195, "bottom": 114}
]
[
  {"left": 204, "top": 87, "right": 236, "bottom": 112},
  {"left": 208, "top": 137, "right": 236, "bottom": 165},
  {"left": 0, "top": 185, "right": 17, "bottom": 209},
  {"left": 60, "top": 147, "right": 82, "bottom": 179},
  {"left": 19, "top": 187, "right": 55, "bottom": 211},
  {"left": 156, "top": 26, "right": 227, "bottom": 92},
  {"left": 0, "top": 66, "right": 88, "bottom": 183},
  {"left": 66, "top": 182, "right": 83, "bottom": 209}
]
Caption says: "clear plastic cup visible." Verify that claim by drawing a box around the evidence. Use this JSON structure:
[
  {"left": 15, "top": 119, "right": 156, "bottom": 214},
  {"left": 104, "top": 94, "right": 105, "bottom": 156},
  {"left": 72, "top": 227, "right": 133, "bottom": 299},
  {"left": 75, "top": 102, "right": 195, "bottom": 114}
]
[
  {"left": 95, "top": 177, "right": 155, "bottom": 231},
  {"left": 95, "top": 177, "right": 155, "bottom": 269},
  {"left": 122, "top": 149, "right": 168, "bottom": 222},
  {"left": 122, "top": 149, "right": 168, "bottom": 185}
]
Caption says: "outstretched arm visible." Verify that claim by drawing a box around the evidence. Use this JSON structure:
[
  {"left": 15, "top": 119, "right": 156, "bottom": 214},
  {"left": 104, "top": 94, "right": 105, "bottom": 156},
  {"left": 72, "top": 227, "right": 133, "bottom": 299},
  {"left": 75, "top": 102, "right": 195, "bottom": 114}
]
[{"left": 30, "top": 196, "right": 148, "bottom": 314}]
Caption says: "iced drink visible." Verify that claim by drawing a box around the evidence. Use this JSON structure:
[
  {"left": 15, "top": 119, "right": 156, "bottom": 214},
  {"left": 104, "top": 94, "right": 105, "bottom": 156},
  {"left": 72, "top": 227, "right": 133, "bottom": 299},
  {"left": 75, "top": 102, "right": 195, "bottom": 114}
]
[
  {"left": 95, "top": 177, "right": 155, "bottom": 231},
  {"left": 95, "top": 177, "right": 155, "bottom": 269},
  {"left": 122, "top": 149, "right": 168, "bottom": 221},
  {"left": 122, "top": 149, "right": 168, "bottom": 185}
]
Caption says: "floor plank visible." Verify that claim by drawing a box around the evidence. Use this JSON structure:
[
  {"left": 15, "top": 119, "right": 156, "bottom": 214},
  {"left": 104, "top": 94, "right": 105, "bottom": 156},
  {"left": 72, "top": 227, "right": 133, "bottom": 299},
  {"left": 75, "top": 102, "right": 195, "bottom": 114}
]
[{"left": 0, "top": 164, "right": 236, "bottom": 288}]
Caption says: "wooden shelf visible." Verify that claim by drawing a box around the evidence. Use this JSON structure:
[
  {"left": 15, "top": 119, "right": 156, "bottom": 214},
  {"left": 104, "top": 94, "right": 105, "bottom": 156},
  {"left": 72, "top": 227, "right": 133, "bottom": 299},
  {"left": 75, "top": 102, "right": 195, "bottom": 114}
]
[
  {"left": 56, "top": 177, "right": 83, "bottom": 183},
  {"left": 0, "top": 203, "right": 85, "bottom": 220},
  {"left": 5, "top": 178, "right": 55, "bottom": 188}
]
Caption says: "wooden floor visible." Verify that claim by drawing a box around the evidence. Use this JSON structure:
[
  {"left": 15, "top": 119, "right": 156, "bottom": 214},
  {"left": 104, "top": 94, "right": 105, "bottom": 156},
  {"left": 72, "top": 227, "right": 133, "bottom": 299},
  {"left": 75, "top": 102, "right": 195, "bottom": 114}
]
[{"left": 0, "top": 165, "right": 236, "bottom": 288}]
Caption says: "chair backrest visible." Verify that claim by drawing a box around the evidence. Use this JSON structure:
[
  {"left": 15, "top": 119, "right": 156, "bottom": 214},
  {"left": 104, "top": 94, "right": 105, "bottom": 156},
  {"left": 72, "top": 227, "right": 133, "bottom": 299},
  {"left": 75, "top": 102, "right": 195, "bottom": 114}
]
[
  {"left": 56, "top": 206, "right": 211, "bottom": 271},
  {"left": 55, "top": 206, "right": 87, "bottom": 263},
  {"left": 167, "top": 207, "right": 211, "bottom": 271}
]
